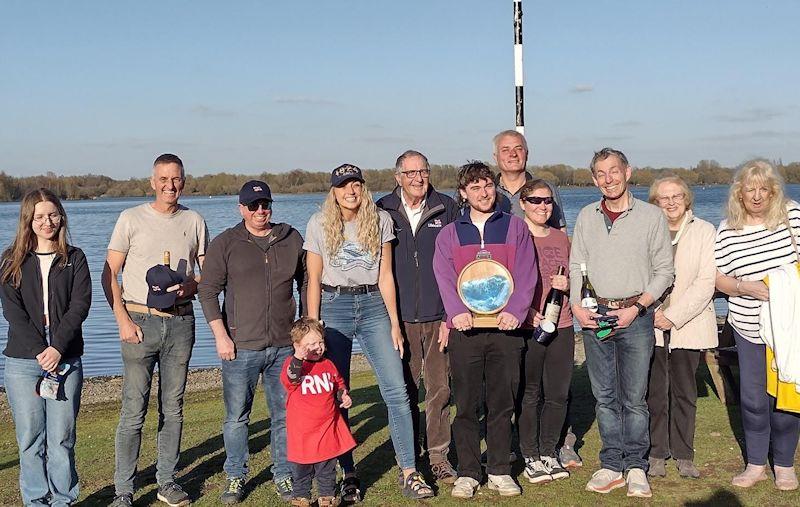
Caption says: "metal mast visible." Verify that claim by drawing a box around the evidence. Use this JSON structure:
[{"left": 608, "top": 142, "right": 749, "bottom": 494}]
[{"left": 513, "top": 0, "right": 524, "bottom": 135}]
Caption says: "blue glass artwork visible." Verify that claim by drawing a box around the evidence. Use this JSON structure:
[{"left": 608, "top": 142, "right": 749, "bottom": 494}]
[{"left": 460, "top": 274, "right": 511, "bottom": 313}]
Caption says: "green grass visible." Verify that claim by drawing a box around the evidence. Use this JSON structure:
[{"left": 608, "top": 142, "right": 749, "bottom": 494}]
[{"left": 1, "top": 365, "right": 799, "bottom": 506}]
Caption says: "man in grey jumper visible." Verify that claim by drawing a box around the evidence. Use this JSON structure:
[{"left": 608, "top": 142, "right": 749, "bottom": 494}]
[{"left": 570, "top": 148, "right": 673, "bottom": 498}]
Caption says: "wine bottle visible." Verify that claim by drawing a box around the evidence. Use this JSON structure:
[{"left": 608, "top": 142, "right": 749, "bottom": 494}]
[
  {"left": 580, "top": 263, "right": 598, "bottom": 312},
  {"left": 535, "top": 266, "right": 565, "bottom": 345},
  {"left": 163, "top": 250, "right": 171, "bottom": 267}
]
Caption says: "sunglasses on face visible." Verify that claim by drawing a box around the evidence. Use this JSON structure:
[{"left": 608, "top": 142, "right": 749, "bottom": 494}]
[
  {"left": 521, "top": 196, "right": 553, "bottom": 205},
  {"left": 246, "top": 199, "right": 272, "bottom": 212}
]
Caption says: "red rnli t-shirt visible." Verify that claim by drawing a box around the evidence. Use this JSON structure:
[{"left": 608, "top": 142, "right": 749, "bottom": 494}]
[{"left": 281, "top": 356, "right": 356, "bottom": 464}]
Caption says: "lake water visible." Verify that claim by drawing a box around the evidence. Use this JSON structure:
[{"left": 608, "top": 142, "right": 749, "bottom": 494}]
[{"left": 1, "top": 184, "right": 799, "bottom": 383}]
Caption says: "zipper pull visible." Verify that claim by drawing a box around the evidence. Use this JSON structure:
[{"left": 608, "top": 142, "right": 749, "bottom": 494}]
[{"left": 413, "top": 251, "right": 419, "bottom": 268}]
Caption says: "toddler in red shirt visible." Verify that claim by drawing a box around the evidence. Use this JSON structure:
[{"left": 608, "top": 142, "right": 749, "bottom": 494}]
[{"left": 281, "top": 317, "right": 356, "bottom": 507}]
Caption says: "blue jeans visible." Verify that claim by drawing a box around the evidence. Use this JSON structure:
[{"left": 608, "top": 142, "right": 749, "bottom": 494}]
[
  {"left": 114, "top": 312, "right": 195, "bottom": 496},
  {"left": 221, "top": 346, "right": 292, "bottom": 481},
  {"left": 321, "top": 290, "right": 416, "bottom": 471},
  {"left": 4, "top": 356, "right": 83, "bottom": 507},
  {"left": 583, "top": 307, "right": 655, "bottom": 472}
]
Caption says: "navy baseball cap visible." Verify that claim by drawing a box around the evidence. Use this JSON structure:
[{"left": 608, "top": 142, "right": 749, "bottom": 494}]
[
  {"left": 146, "top": 265, "right": 184, "bottom": 310},
  {"left": 330, "top": 164, "right": 364, "bottom": 187},
  {"left": 239, "top": 180, "right": 273, "bottom": 205}
]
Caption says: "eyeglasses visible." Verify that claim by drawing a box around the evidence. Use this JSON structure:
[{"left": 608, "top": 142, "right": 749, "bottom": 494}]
[
  {"left": 33, "top": 213, "right": 62, "bottom": 224},
  {"left": 245, "top": 199, "right": 272, "bottom": 212},
  {"left": 521, "top": 196, "right": 553, "bottom": 205},
  {"left": 657, "top": 193, "right": 685, "bottom": 205},
  {"left": 400, "top": 169, "right": 431, "bottom": 179}
]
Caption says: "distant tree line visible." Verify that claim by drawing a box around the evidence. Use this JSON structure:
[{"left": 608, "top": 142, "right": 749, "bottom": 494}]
[{"left": 1, "top": 160, "right": 799, "bottom": 201}]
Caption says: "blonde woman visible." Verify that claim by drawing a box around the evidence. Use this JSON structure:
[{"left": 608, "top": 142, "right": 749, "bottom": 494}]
[
  {"left": 715, "top": 161, "right": 800, "bottom": 490},
  {"left": 1, "top": 188, "right": 91, "bottom": 506},
  {"left": 304, "top": 164, "right": 434, "bottom": 502},
  {"left": 646, "top": 176, "right": 717, "bottom": 479}
]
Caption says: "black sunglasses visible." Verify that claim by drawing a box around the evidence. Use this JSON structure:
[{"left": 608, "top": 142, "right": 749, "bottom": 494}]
[
  {"left": 246, "top": 199, "right": 272, "bottom": 212},
  {"left": 521, "top": 196, "right": 553, "bottom": 205}
]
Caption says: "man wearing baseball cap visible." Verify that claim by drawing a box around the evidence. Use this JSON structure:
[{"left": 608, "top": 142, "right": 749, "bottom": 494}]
[{"left": 199, "top": 180, "right": 306, "bottom": 504}]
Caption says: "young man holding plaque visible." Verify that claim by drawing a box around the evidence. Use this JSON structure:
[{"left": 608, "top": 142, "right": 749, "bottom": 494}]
[
  {"left": 570, "top": 148, "right": 673, "bottom": 498},
  {"left": 433, "top": 161, "right": 537, "bottom": 498}
]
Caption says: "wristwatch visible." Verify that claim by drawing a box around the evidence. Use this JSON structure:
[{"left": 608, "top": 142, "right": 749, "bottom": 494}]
[{"left": 634, "top": 302, "right": 647, "bottom": 317}]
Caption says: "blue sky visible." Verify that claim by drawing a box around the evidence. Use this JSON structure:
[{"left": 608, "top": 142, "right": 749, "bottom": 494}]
[{"left": 1, "top": 1, "right": 798, "bottom": 177}]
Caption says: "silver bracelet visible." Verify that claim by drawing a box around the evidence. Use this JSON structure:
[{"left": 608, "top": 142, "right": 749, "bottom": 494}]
[{"left": 735, "top": 279, "right": 742, "bottom": 294}]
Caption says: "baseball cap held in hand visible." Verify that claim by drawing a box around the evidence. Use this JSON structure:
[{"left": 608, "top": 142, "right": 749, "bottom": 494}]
[{"left": 146, "top": 265, "right": 184, "bottom": 310}]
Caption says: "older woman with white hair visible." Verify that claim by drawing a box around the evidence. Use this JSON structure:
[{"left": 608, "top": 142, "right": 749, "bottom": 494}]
[
  {"left": 715, "top": 160, "right": 800, "bottom": 491},
  {"left": 646, "top": 176, "right": 718, "bottom": 480}
]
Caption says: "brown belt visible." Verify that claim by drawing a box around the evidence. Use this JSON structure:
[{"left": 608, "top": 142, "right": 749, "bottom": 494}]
[
  {"left": 596, "top": 294, "right": 641, "bottom": 310},
  {"left": 125, "top": 302, "right": 193, "bottom": 318}
]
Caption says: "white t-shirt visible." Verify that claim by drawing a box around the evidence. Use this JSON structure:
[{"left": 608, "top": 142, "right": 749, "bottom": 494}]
[
  {"left": 36, "top": 251, "right": 56, "bottom": 327},
  {"left": 715, "top": 201, "right": 800, "bottom": 343},
  {"left": 108, "top": 203, "right": 209, "bottom": 305},
  {"left": 304, "top": 209, "right": 395, "bottom": 287}
]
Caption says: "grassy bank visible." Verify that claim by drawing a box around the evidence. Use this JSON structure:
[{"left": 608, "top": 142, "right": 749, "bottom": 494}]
[{"left": 1, "top": 365, "right": 799, "bottom": 506}]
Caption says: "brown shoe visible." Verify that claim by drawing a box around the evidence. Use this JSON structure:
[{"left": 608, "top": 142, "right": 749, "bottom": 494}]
[
  {"left": 290, "top": 498, "right": 311, "bottom": 507},
  {"left": 431, "top": 460, "right": 457, "bottom": 484},
  {"left": 317, "top": 496, "right": 340, "bottom": 507}
]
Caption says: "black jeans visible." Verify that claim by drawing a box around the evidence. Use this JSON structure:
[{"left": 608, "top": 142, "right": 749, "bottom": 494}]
[
  {"left": 291, "top": 458, "right": 337, "bottom": 499},
  {"left": 449, "top": 329, "right": 524, "bottom": 480},
  {"left": 519, "top": 326, "right": 575, "bottom": 459},
  {"left": 646, "top": 344, "right": 702, "bottom": 460}
]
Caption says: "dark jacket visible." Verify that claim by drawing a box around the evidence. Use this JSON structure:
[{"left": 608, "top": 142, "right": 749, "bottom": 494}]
[
  {"left": 377, "top": 185, "right": 459, "bottom": 323},
  {"left": 1, "top": 246, "right": 92, "bottom": 359},
  {"left": 198, "top": 221, "right": 306, "bottom": 350}
]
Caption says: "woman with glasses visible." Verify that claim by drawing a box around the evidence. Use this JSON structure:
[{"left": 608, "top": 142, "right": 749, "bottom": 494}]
[
  {"left": 1, "top": 188, "right": 91, "bottom": 506},
  {"left": 304, "top": 164, "right": 434, "bottom": 502},
  {"left": 517, "top": 179, "right": 574, "bottom": 484},
  {"left": 645, "top": 176, "right": 717, "bottom": 479}
]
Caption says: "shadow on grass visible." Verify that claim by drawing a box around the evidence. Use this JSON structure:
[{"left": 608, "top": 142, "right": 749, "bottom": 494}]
[
  {"left": 564, "top": 363, "right": 595, "bottom": 456},
  {"left": 78, "top": 418, "right": 271, "bottom": 506},
  {"left": 684, "top": 488, "right": 745, "bottom": 506},
  {"left": 0, "top": 458, "right": 20, "bottom": 472}
]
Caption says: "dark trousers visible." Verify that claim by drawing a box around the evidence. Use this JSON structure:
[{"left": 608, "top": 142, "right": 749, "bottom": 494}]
[
  {"left": 519, "top": 326, "right": 575, "bottom": 459},
  {"left": 734, "top": 331, "right": 800, "bottom": 467},
  {"left": 291, "top": 458, "right": 337, "bottom": 499},
  {"left": 646, "top": 344, "right": 702, "bottom": 460},
  {"left": 449, "top": 329, "right": 524, "bottom": 480},
  {"left": 401, "top": 320, "right": 452, "bottom": 465}
]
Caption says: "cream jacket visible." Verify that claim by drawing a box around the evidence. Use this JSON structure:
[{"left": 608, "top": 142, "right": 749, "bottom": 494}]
[{"left": 656, "top": 212, "right": 719, "bottom": 350}]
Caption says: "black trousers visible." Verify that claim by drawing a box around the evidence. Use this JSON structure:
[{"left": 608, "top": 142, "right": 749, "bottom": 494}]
[
  {"left": 646, "top": 344, "right": 702, "bottom": 460},
  {"left": 519, "top": 326, "right": 575, "bottom": 459},
  {"left": 449, "top": 329, "right": 524, "bottom": 480},
  {"left": 291, "top": 458, "right": 337, "bottom": 499}
]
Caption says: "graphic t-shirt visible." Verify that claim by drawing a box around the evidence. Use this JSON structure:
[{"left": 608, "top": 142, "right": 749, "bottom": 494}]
[
  {"left": 281, "top": 356, "right": 357, "bottom": 464},
  {"left": 303, "top": 210, "right": 395, "bottom": 286},
  {"left": 531, "top": 229, "right": 573, "bottom": 328}
]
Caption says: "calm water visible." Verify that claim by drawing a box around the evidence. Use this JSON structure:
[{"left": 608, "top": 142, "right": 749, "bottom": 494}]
[{"left": 1, "top": 185, "right": 798, "bottom": 383}]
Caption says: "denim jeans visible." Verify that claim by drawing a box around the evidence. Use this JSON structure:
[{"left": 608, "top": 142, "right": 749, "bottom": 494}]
[
  {"left": 583, "top": 307, "right": 655, "bottom": 472},
  {"left": 321, "top": 290, "right": 416, "bottom": 471},
  {"left": 4, "top": 356, "right": 83, "bottom": 507},
  {"left": 221, "top": 345, "right": 292, "bottom": 482},
  {"left": 114, "top": 312, "right": 195, "bottom": 496}
]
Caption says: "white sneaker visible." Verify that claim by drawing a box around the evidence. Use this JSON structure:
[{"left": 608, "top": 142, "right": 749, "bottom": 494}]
[
  {"left": 523, "top": 457, "right": 552, "bottom": 484},
  {"left": 451, "top": 476, "right": 480, "bottom": 498},
  {"left": 586, "top": 468, "right": 625, "bottom": 494},
  {"left": 487, "top": 474, "right": 521, "bottom": 496},
  {"left": 626, "top": 468, "right": 653, "bottom": 498}
]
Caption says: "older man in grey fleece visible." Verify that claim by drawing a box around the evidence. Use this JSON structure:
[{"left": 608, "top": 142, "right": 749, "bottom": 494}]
[{"left": 570, "top": 148, "right": 673, "bottom": 499}]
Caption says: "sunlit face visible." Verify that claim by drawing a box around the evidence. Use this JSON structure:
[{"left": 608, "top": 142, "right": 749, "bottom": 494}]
[
  {"left": 592, "top": 155, "right": 631, "bottom": 200},
  {"left": 31, "top": 200, "right": 61, "bottom": 243},
  {"left": 521, "top": 188, "right": 554, "bottom": 227},
  {"left": 394, "top": 155, "right": 430, "bottom": 202},
  {"left": 494, "top": 134, "right": 528, "bottom": 175},
  {"left": 741, "top": 178, "right": 772, "bottom": 218},
  {"left": 459, "top": 178, "right": 496, "bottom": 213},
  {"left": 655, "top": 181, "right": 688, "bottom": 225},
  {"left": 297, "top": 330, "right": 326, "bottom": 361},
  {"left": 333, "top": 180, "right": 364, "bottom": 214},
  {"left": 239, "top": 200, "right": 272, "bottom": 232},
  {"left": 151, "top": 162, "right": 185, "bottom": 208}
]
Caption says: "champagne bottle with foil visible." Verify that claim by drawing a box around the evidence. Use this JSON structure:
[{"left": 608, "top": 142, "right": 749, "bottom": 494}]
[
  {"left": 579, "top": 263, "right": 598, "bottom": 311},
  {"left": 163, "top": 250, "right": 171, "bottom": 267},
  {"left": 535, "top": 266, "right": 565, "bottom": 345}
]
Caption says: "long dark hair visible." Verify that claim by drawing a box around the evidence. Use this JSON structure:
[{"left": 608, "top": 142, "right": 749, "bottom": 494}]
[{"left": 1, "top": 188, "right": 70, "bottom": 287}]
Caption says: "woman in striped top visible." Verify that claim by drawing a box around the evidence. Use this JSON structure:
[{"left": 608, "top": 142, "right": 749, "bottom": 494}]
[{"left": 715, "top": 160, "right": 800, "bottom": 491}]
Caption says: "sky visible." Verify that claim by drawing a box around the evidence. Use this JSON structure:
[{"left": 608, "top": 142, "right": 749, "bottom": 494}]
[{"left": 1, "top": 1, "right": 799, "bottom": 178}]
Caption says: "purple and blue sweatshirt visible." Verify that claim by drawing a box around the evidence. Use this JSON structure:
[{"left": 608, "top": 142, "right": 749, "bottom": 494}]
[{"left": 433, "top": 209, "right": 538, "bottom": 328}]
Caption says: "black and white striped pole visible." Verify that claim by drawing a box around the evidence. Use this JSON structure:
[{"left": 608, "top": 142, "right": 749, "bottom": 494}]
[{"left": 513, "top": 0, "right": 524, "bottom": 135}]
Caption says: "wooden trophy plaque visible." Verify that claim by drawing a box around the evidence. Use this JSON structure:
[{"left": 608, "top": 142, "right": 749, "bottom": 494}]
[{"left": 456, "top": 258, "right": 514, "bottom": 328}]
